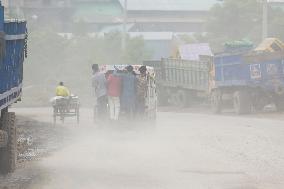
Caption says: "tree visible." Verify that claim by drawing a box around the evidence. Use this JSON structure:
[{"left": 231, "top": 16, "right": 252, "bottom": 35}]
[
  {"left": 90, "top": 32, "right": 151, "bottom": 65},
  {"left": 206, "top": 0, "right": 284, "bottom": 48},
  {"left": 23, "top": 30, "right": 151, "bottom": 106},
  {"left": 268, "top": 7, "right": 284, "bottom": 40}
]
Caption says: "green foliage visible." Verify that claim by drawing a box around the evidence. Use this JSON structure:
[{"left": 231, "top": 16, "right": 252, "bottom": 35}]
[
  {"left": 23, "top": 30, "right": 150, "bottom": 106},
  {"left": 268, "top": 7, "right": 284, "bottom": 40},
  {"left": 206, "top": 0, "right": 284, "bottom": 50},
  {"left": 208, "top": 0, "right": 261, "bottom": 40},
  {"left": 88, "top": 32, "right": 151, "bottom": 65},
  {"left": 73, "top": 20, "right": 89, "bottom": 36},
  {"left": 177, "top": 33, "right": 211, "bottom": 44}
]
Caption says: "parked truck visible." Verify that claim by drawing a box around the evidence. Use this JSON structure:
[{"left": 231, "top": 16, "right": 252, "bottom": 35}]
[
  {"left": 145, "top": 38, "right": 284, "bottom": 114},
  {"left": 144, "top": 58, "right": 209, "bottom": 107},
  {"left": 0, "top": 4, "right": 27, "bottom": 174},
  {"left": 209, "top": 49, "right": 284, "bottom": 114}
]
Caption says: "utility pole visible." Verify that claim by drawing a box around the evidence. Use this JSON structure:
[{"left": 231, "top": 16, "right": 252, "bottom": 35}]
[
  {"left": 122, "top": 0, "right": 127, "bottom": 51},
  {"left": 262, "top": 0, "right": 268, "bottom": 39},
  {"left": 1, "top": 0, "right": 10, "bottom": 17}
]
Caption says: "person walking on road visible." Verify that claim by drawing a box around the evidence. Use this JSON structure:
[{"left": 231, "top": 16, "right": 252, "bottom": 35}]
[
  {"left": 107, "top": 70, "right": 122, "bottom": 121},
  {"left": 136, "top": 66, "right": 148, "bottom": 116},
  {"left": 92, "top": 64, "right": 108, "bottom": 120},
  {"left": 121, "top": 65, "right": 137, "bottom": 118}
]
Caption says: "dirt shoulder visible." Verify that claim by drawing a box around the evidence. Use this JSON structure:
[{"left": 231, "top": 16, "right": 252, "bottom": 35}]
[
  {"left": 0, "top": 114, "right": 72, "bottom": 189},
  {"left": 1, "top": 106, "right": 284, "bottom": 189}
]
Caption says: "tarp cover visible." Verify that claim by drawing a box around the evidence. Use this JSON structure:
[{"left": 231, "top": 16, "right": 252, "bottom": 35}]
[{"left": 178, "top": 43, "right": 213, "bottom": 61}]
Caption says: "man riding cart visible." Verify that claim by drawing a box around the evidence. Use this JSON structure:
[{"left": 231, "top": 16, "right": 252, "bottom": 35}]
[{"left": 51, "top": 82, "right": 80, "bottom": 124}]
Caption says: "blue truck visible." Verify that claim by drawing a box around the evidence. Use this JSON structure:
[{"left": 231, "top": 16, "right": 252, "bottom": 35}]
[
  {"left": 0, "top": 4, "right": 27, "bottom": 174},
  {"left": 209, "top": 49, "right": 284, "bottom": 114}
]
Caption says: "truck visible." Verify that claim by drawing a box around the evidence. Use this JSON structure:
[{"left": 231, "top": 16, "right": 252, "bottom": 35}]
[
  {"left": 144, "top": 58, "right": 209, "bottom": 107},
  {"left": 209, "top": 49, "right": 284, "bottom": 114},
  {"left": 145, "top": 38, "right": 284, "bottom": 114},
  {"left": 0, "top": 3, "right": 27, "bottom": 174}
]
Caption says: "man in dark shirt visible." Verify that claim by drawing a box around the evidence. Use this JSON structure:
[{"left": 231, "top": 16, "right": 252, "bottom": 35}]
[
  {"left": 120, "top": 65, "right": 137, "bottom": 118},
  {"left": 136, "top": 66, "right": 148, "bottom": 116}
]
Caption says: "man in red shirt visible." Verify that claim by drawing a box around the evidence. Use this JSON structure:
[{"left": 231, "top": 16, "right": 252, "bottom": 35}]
[{"left": 107, "top": 70, "right": 122, "bottom": 121}]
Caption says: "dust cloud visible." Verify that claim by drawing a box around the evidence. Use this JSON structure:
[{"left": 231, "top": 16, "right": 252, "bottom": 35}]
[
  {"left": 4, "top": 0, "right": 284, "bottom": 189},
  {"left": 14, "top": 108, "right": 284, "bottom": 189}
]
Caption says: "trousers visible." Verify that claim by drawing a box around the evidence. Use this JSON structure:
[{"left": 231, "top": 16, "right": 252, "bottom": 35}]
[
  {"left": 97, "top": 95, "right": 108, "bottom": 119},
  {"left": 108, "top": 96, "right": 120, "bottom": 120}
]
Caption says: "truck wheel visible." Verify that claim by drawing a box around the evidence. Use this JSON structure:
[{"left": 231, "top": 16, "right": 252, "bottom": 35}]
[
  {"left": 252, "top": 97, "right": 266, "bottom": 112},
  {"left": 157, "top": 86, "right": 168, "bottom": 106},
  {"left": 53, "top": 106, "right": 57, "bottom": 125},
  {"left": 176, "top": 90, "right": 188, "bottom": 108},
  {"left": 253, "top": 103, "right": 265, "bottom": 112},
  {"left": 211, "top": 90, "right": 222, "bottom": 114},
  {"left": 0, "top": 112, "right": 17, "bottom": 174},
  {"left": 274, "top": 95, "right": 284, "bottom": 112},
  {"left": 233, "top": 90, "right": 251, "bottom": 114},
  {"left": 169, "top": 93, "right": 177, "bottom": 106}
]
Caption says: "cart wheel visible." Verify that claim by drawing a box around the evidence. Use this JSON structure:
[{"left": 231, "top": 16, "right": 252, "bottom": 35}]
[
  {"left": 59, "top": 108, "right": 64, "bottom": 124},
  {"left": 53, "top": 107, "right": 57, "bottom": 125}
]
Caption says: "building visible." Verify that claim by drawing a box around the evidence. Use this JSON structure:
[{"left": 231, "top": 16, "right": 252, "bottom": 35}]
[
  {"left": 119, "top": 0, "right": 217, "bottom": 33},
  {"left": 72, "top": 0, "right": 123, "bottom": 32},
  {"left": 3, "top": 0, "right": 217, "bottom": 33},
  {"left": 129, "top": 32, "right": 175, "bottom": 60},
  {"left": 2, "top": 0, "right": 73, "bottom": 31},
  {"left": 4, "top": 0, "right": 217, "bottom": 33}
]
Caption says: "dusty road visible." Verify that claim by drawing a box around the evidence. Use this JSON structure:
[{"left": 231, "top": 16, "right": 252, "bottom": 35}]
[{"left": 2, "top": 108, "right": 284, "bottom": 189}]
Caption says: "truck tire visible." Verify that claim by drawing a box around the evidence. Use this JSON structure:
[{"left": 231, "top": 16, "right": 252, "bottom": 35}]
[
  {"left": 253, "top": 103, "right": 265, "bottom": 112},
  {"left": 211, "top": 90, "right": 222, "bottom": 114},
  {"left": 233, "top": 90, "right": 251, "bottom": 114},
  {"left": 169, "top": 93, "right": 177, "bottom": 106},
  {"left": 157, "top": 86, "right": 168, "bottom": 106},
  {"left": 252, "top": 96, "right": 266, "bottom": 112},
  {"left": 0, "top": 112, "right": 17, "bottom": 174},
  {"left": 274, "top": 95, "right": 284, "bottom": 112},
  {"left": 176, "top": 90, "right": 188, "bottom": 108}
]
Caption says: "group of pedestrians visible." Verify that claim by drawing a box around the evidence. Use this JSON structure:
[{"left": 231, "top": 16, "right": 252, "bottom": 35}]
[{"left": 92, "top": 64, "right": 148, "bottom": 121}]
